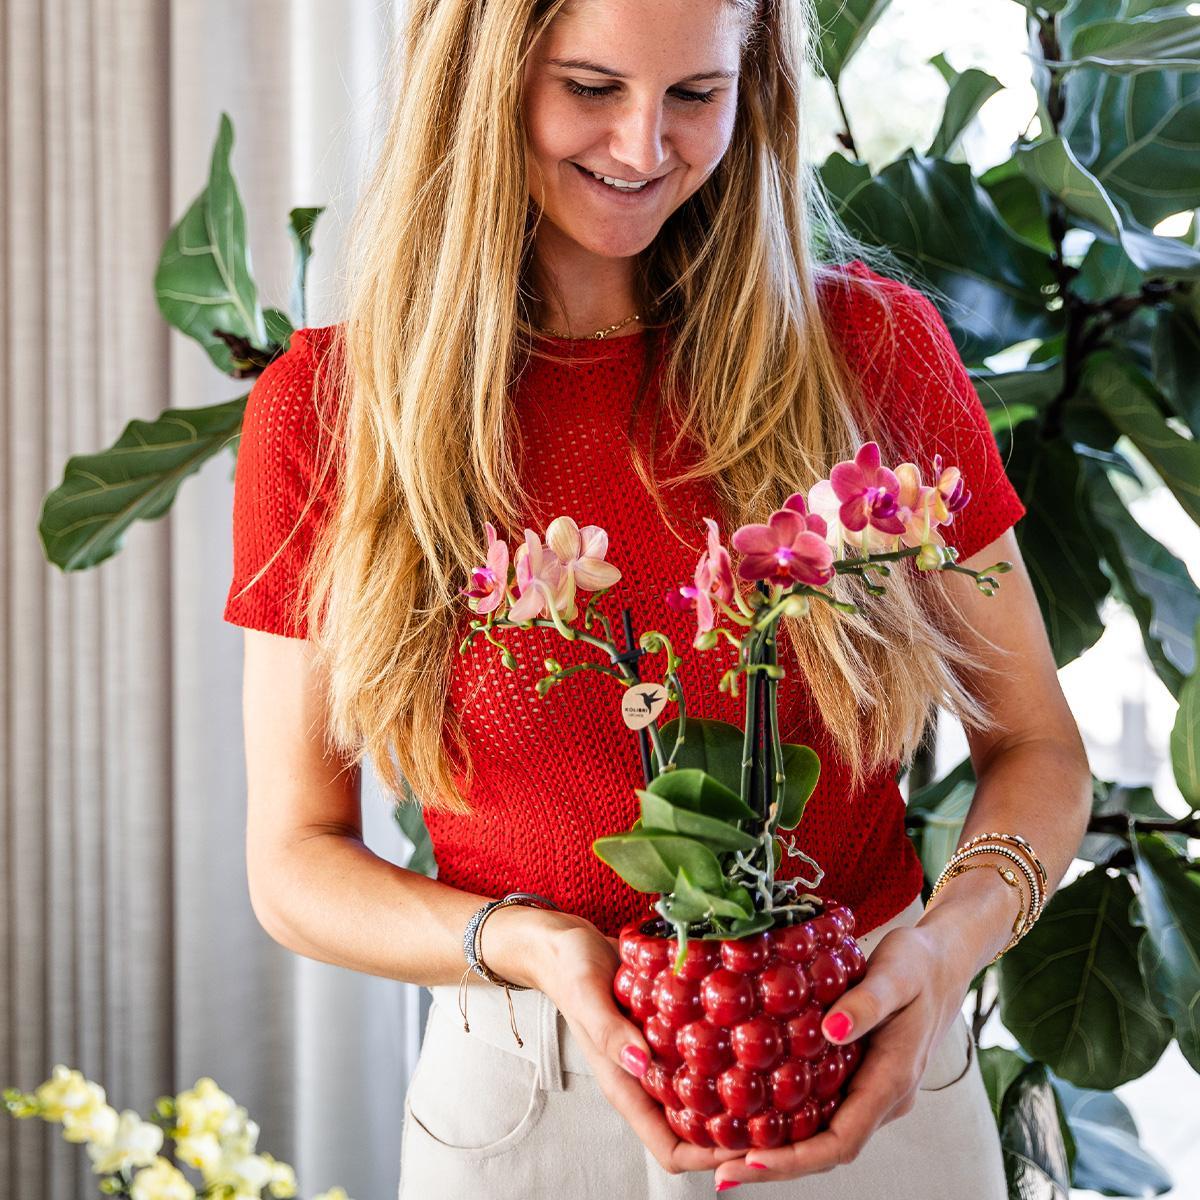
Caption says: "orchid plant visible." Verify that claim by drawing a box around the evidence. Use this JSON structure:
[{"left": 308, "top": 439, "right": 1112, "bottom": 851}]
[{"left": 460, "top": 442, "right": 1010, "bottom": 970}]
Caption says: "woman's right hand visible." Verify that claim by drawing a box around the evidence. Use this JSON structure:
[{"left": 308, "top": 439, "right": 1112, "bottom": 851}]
[{"left": 496, "top": 906, "right": 747, "bottom": 1176}]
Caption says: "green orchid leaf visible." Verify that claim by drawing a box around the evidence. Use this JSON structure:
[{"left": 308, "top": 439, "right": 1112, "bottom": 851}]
[
  {"left": 637, "top": 789, "right": 760, "bottom": 852},
  {"left": 727, "top": 911, "right": 776, "bottom": 937},
  {"left": 998, "top": 867, "right": 1173, "bottom": 1088},
  {"left": 154, "top": 113, "right": 267, "bottom": 374},
  {"left": 776, "top": 742, "right": 821, "bottom": 830},
  {"left": 1130, "top": 831, "right": 1200, "bottom": 1068},
  {"left": 592, "top": 829, "right": 726, "bottom": 894},
  {"left": 668, "top": 867, "right": 757, "bottom": 923},
  {"left": 39, "top": 397, "right": 247, "bottom": 571},
  {"left": 646, "top": 767, "right": 757, "bottom": 822},
  {"left": 659, "top": 717, "right": 747, "bottom": 798}
]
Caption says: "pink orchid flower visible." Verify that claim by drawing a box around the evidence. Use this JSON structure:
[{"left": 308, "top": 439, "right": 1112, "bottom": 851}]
[
  {"left": 893, "top": 463, "right": 946, "bottom": 550},
  {"left": 829, "top": 442, "right": 906, "bottom": 541},
  {"left": 460, "top": 522, "right": 511, "bottom": 615},
  {"left": 730, "top": 493, "right": 835, "bottom": 589},
  {"left": 545, "top": 516, "right": 623, "bottom": 601},
  {"left": 666, "top": 517, "right": 736, "bottom": 633},
  {"left": 929, "top": 454, "right": 971, "bottom": 525},
  {"left": 508, "top": 529, "right": 574, "bottom": 624}
]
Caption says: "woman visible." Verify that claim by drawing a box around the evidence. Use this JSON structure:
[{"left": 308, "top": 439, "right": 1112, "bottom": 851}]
[{"left": 224, "top": 0, "right": 1092, "bottom": 1195}]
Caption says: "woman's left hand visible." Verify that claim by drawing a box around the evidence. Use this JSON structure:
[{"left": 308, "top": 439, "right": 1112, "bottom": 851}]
[{"left": 712, "top": 922, "right": 973, "bottom": 1189}]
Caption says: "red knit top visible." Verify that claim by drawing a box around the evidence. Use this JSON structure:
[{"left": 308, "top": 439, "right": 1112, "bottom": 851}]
[{"left": 224, "top": 261, "right": 1027, "bottom": 938}]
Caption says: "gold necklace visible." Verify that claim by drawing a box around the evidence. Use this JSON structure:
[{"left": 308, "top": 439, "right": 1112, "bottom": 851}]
[{"left": 534, "top": 311, "right": 642, "bottom": 340}]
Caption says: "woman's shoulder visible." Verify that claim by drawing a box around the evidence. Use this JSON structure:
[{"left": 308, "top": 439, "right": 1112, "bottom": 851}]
[{"left": 242, "top": 324, "right": 347, "bottom": 445}]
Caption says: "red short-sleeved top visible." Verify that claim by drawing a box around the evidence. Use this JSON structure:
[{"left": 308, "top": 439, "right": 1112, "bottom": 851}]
[{"left": 224, "top": 261, "right": 1027, "bottom": 938}]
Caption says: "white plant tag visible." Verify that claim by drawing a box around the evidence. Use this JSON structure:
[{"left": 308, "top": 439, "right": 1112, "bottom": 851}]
[{"left": 620, "top": 682, "right": 669, "bottom": 729}]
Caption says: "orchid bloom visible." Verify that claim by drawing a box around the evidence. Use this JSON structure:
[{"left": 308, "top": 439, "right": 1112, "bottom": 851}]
[
  {"left": 545, "top": 516, "right": 623, "bottom": 614},
  {"left": 829, "top": 442, "right": 906, "bottom": 545},
  {"left": 666, "top": 517, "right": 736, "bottom": 633},
  {"left": 930, "top": 453, "right": 971, "bottom": 525},
  {"left": 893, "top": 463, "right": 945, "bottom": 549},
  {"left": 730, "top": 493, "right": 835, "bottom": 589},
  {"left": 508, "top": 529, "right": 574, "bottom": 624},
  {"left": 460, "top": 522, "right": 511, "bottom": 615}
]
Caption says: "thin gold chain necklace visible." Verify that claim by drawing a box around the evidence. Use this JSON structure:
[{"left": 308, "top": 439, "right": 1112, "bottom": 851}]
[{"left": 534, "top": 311, "right": 642, "bottom": 340}]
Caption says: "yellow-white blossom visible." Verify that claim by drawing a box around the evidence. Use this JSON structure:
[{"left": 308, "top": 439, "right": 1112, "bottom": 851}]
[
  {"left": 129, "top": 1156, "right": 197, "bottom": 1200},
  {"left": 312, "top": 1189, "right": 353, "bottom": 1200},
  {"left": 86, "top": 1109, "right": 164, "bottom": 1175},
  {"left": 63, "top": 1101, "right": 119, "bottom": 1146},
  {"left": 174, "top": 1130, "right": 222, "bottom": 1175},
  {"left": 174, "top": 1078, "right": 237, "bottom": 1138},
  {"left": 260, "top": 1153, "right": 298, "bottom": 1198},
  {"left": 33, "top": 1065, "right": 106, "bottom": 1122}
]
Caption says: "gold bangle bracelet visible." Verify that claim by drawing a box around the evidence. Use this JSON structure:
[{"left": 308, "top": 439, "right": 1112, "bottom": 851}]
[
  {"left": 936, "top": 842, "right": 1043, "bottom": 928},
  {"left": 959, "top": 831, "right": 1048, "bottom": 891}
]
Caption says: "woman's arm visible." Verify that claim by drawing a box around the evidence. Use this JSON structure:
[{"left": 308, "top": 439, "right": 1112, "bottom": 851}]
[{"left": 916, "top": 526, "right": 1093, "bottom": 979}]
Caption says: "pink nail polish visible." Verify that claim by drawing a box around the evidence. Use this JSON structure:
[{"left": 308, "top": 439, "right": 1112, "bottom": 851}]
[
  {"left": 620, "top": 1045, "right": 649, "bottom": 1077},
  {"left": 715, "top": 1182, "right": 741, "bottom": 1192},
  {"left": 747, "top": 1161, "right": 768, "bottom": 1169},
  {"left": 823, "top": 1011, "right": 853, "bottom": 1041}
]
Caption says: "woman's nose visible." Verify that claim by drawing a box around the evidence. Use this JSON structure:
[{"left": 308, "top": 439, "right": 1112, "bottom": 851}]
[{"left": 607, "top": 102, "right": 668, "bottom": 179}]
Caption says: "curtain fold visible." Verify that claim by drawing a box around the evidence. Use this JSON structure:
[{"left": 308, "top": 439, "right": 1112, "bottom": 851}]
[{"left": 2, "top": 3, "right": 419, "bottom": 1198}]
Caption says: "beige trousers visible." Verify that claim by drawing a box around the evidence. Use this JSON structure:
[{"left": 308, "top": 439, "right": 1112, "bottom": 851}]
[{"left": 399, "top": 895, "right": 1007, "bottom": 1199}]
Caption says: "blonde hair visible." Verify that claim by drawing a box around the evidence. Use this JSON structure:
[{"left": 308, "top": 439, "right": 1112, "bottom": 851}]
[{"left": 274, "top": 0, "right": 1005, "bottom": 816}]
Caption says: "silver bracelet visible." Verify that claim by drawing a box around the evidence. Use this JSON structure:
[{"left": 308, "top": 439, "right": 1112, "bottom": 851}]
[{"left": 462, "top": 891, "right": 562, "bottom": 986}]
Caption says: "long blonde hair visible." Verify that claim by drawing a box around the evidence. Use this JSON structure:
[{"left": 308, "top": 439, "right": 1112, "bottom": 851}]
[{"left": 285, "top": 0, "right": 1005, "bottom": 815}]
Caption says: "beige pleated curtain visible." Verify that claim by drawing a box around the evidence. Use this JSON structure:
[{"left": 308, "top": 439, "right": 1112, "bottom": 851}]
[{"left": 1, "top": 3, "right": 424, "bottom": 1198}]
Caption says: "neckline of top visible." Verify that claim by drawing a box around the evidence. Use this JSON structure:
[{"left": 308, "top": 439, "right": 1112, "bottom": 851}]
[{"left": 529, "top": 325, "right": 663, "bottom": 357}]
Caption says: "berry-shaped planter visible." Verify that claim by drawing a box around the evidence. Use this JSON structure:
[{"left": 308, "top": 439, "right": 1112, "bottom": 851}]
[{"left": 614, "top": 899, "right": 868, "bottom": 1151}]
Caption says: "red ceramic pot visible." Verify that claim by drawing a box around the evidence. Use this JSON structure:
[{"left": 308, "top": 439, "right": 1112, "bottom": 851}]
[{"left": 614, "top": 899, "right": 868, "bottom": 1151}]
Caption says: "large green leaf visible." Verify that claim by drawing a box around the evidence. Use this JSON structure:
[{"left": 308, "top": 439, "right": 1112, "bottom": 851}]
[
  {"left": 1004, "top": 421, "right": 1111, "bottom": 666},
  {"left": 1079, "top": 457, "right": 1200, "bottom": 694},
  {"left": 663, "top": 868, "right": 756, "bottom": 925},
  {"left": 1171, "top": 647, "right": 1200, "bottom": 803},
  {"left": 819, "top": 153, "right": 1059, "bottom": 362},
  {"left": 978, "top": 155, "right": 1056, "bottom": 252},
  {"left": 1015, "top": 136, "right": 1200, "bottom": 275},
  {"left": 997, "top": 1059, "right": 1075, "bottom": 1199},
  {"left": 592, "top": 829, "right": 725, "bottom": 894},
  {"left": 1061, "top": 13, "right": 1200, "bottom": 72},
  {"left": 154, "top": 113, "right": 267, "bottom": 374},
  {"left": 928, "top": 67, "right": 1004, "bottom": 158},
  {"left": 1130, "top": 832, "right": 1200, "bottom": 1068},
  {"left": 813, "top": 0, "right": 893, "bottom": 84},
  {"left": 659, "top": 717, "right": 745, "bottom": 797},
  {"left": 1049, "top": 1074, "right": 1174, "bottom": 1196},
  {"left": 1073, "top": 238, "right": 1145, "bottom": 304},
  {"left": 917, "top": 780, "right": 974, "bottom": 883},
  {"left": 1153, "top": 305, "right": 1200, "bottom": 437},
  {"left": 1063, "top": 60, "right": 1200, "bottom": 227},
  {"left": 971, "top": 362, "right": 1064, "bottom": 415},
  {"left": 637, "top": 789, "right": 759, "bottom": 852},
  {"left": 776, "top": 742, "right": 820, "bottom": 830},
  {"left": 288, "top": 206, "right": 325, "bottom": 328},
  {"left": 645, "top": 767, "right": 756, "bottom": 821},
  {"left": 39, "top": 397, "right": 247, "bottom": 571},
  {"left": 997, "top": 867, "right": 1173, "bottom": 1088},
  {"left": 1079, "top": 778, "right": 1181, "bottom": 864},
  {"left": 1086, "top": 354, "right": 1200, "bottom": 526},
  {"left": 978, "top": 1045, "right": 1030, "bottom": 1125}
]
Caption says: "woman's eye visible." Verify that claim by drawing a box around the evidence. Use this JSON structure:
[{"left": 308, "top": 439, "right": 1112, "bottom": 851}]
[{"left": 563, "top": 80, "right": 717, "bottom": 104}]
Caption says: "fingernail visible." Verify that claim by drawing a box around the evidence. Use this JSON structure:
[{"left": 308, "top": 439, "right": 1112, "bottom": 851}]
[
  {"left": 747, "top": 1161, "right": 768, "bottom": 1169},
  {"left": 715, "top": 1183, "right": 741, "bottom": 1192},
  {"left": 620, "top": 1045, "right": 649, "bottom": 1077},
  {"left": 823, "top": 1011, "right": 853, "bottom": 1041}
]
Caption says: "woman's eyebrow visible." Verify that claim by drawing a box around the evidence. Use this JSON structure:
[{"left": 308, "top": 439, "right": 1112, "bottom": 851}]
[{"left": 546, "top": 57, "right": 737, "bottom": 82}]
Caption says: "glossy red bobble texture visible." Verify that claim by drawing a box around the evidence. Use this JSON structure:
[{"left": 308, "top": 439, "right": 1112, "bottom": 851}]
[{"left": 614, "top": 900, "right": 867, "bottom": 1151}]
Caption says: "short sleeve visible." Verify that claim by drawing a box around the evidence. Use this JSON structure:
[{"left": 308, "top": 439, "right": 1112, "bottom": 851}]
[
  {"left": 223, "top": 327, "right": 342, "bottom": 639},
  {"left": 822, "top": 261, "right": 1028, "bottom": 565}
]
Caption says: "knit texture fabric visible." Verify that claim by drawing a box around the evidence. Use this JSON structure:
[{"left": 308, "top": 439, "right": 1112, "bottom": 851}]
[{"left": 224, "top": 261, "right": 1027, "bottom": 938}]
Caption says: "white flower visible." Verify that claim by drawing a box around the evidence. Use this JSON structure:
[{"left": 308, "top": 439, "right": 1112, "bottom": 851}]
[
  {"left": 174, "top": 1078, "right": 237, "bottom": 1138},
  {"left": 130, "top": 1156, "right": 197, "bottom": 1200},
  {"left": 85, "top": 1108, "right": 163, "bottom": 1175},
  {"left": 62, "top": 1101, "right": 119, "bottom": 1146}
]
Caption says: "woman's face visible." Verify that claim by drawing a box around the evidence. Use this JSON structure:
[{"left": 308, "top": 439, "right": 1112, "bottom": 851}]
[{"left": 521, "top": 0, "right": 745, "bottom": 261}]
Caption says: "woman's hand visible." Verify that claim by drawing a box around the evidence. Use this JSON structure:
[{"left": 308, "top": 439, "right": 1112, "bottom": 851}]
[
  {"left": 527, "top": 911, "right": 748, "bottom": 1176},
  {"left": 712, "top": 921, "right": 974, "bottom": 1189}
]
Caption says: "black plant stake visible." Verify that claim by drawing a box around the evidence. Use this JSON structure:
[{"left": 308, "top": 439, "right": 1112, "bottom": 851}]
[{"left": 611, "top": 605, "right": 654, "bottom": 787}]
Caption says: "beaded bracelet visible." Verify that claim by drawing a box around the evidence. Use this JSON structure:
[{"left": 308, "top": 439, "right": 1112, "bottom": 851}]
[
  {"left": 958, "top": 831, "right": 1048, "bottom": 893},
  {"left": 457, "top": 891, "right": 562, "bottom": 1048},
  {"left": 939, "top": 842, "right": 1044, "bottom": 925}
]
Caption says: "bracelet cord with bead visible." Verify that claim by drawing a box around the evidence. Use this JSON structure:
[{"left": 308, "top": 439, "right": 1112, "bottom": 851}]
[{"left": 936, "top": 842, "right": 1043, "bottom": 926}]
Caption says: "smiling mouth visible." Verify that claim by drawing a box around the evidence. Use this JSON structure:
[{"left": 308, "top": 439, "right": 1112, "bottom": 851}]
[{"left": 570, "top": 161, "right": 667, "bottom": 196}]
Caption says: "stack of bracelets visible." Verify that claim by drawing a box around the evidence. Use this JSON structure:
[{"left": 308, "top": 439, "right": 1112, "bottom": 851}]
[
  {"left": 928, "top": 832, "right": 1049, "bottom": 965},
  {"left": 458, "top": 890, "right": 563, "bottom": 1048}
]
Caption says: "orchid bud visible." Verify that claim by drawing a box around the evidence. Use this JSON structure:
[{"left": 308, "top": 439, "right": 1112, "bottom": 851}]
[
  {"left": 502, "top": 651, "right": 518, "bottom": 670},
  {"left": 694, "top": 629, "right": 720, "bottom": 651},
  {"left": 916, "top": 543, "right": 945, "bottom": 571},
  {"left": 782, "top": 594, "right": 810, "bottom": 619}
]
